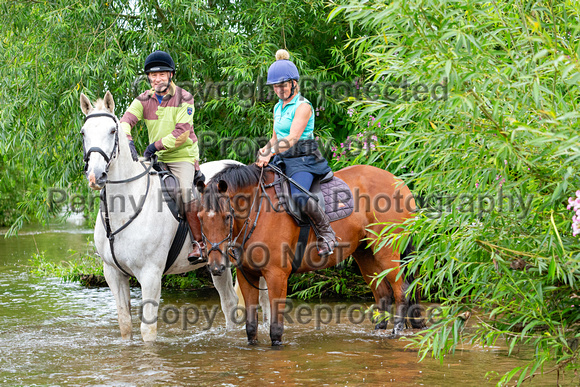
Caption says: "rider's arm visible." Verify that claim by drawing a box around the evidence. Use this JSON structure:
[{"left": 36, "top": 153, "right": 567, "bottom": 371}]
[
  {"left": 259, "top": 130, "right": 278, "bottom": 155},
  {"left": 256, "top": 126, "right": 278, "bottom": 167},
  {"left": 120, "top": 98, "right": 144, "bottom": 140},
  {"left": 154, "top": 101, "right": 195, "bottom": 151},
  {"left": 275, "top": 103, "right": 311, "bottom": 153}
]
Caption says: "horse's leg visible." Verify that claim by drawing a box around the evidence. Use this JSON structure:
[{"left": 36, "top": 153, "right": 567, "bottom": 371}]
[
  {"left": 367, "top": 245, "right": 409, "bottom": 334},
  {"left": 210, "top": 269, "right": 239, "bottom": 330},
  {"left": 103, "top": 263, "right": 132, "bottom": 340},
  {"left": 258, "top": 277, "right": 270, "bottom": 326},
  {"left": 235, "top": 276, "right": 270, "bottom": 326},
  {"left": 352, "top": 247, "right": 397, "bottom": 331},
  {"left": 237, "top": 271, "right": 261, "bottom": 345},
  {"left": 137, "top": 269, "right": 162, "bottom": 342},
  {"left": 263, "top": 270, "right": 289, "bottom": 346},
  {"left": 234, "top": 276, "right": 244, "bottom": 320}
]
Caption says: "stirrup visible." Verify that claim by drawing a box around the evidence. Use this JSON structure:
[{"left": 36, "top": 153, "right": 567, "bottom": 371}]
[
  {"left": 188, "top": 241, "right": 206, "bottom": 265},
  {"left": 317, "top": 238, "right": 336, "bottom": 257},
  {"left": 188, "top": 256, "right": 207, "bottom": 265}
]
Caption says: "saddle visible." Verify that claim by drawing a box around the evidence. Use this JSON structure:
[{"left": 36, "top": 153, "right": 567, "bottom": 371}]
[
  {"left": 152, "top": 161, "right": 192, "bottom": 273},
  {"left": 272, "top": 170, "right": 355, "bottom": 226},
  {"left": 153, "top": 161, "right": 183, "bottom": 219}
]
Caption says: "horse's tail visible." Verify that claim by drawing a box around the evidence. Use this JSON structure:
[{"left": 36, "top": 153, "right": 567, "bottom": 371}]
[{"left": 401, "top": 236, "right": 425, "bottom": 328}]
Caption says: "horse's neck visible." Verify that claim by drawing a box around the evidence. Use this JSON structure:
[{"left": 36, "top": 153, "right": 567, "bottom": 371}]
[
  {"left": 104, "top": 132, "right": 150, "bottom": 197},
  {"left": 233, "top": 187, "right": 262, "bottom": 226}
]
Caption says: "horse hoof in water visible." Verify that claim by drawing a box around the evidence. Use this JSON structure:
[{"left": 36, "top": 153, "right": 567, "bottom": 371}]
[
  {"left": 248, "top": 339, "right": 259, "bottom": 346},
  {"left": 271, "top": 341, "right": 283, "bottom": 347},
  {"left": 392, "top": 322, "right": 406, "bottom": 336}
]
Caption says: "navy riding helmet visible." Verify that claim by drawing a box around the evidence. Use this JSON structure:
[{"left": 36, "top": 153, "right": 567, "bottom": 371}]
[
  {"left": 266, "top": 50, "right": 299, "bottom": 85},
  {"left": 144, "top": 50, "right": 175, "bottom": 74}
]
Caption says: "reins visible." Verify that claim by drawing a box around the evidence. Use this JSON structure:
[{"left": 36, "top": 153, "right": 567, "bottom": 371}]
[
  {"left": 99, "top": 162, "right": 153, "bottom": 277},
  {"left": 83, "top": 112, "right": 156, "bottom": 277}
]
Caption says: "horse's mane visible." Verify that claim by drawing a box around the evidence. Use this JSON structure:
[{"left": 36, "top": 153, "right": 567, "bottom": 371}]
[{"left": 203, "top": 164, "right": 262, "bottom": 212}]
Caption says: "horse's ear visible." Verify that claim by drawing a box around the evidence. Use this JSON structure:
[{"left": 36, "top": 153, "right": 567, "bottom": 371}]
[
  {"left": 196, "top": 181, "right": 205, "bottom": 194},
  {"left": 103, "top": 91, "right": 115, "bottom": 114},
  {"left": 218, "top": 180, "right": 228, "bottom": 193},
  {"left": 80, "top": 93, "right": 93, "bottom": 116}
]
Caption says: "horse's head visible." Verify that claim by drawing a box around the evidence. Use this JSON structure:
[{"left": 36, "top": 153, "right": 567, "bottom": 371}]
[
  {"left": 80, "top": 91, "right": 118, "bottom": 190},
  {"left": 198, "top": 179, "right": 234, "bottom": 276},
  {"left": 197, "top": 164, "right": 263, "bottom": 276}
]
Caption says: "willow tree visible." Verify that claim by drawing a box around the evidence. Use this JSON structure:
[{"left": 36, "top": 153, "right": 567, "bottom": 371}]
[
  {"left": 330, "top": 0, "right": 580, "bottom": 384},
  {"left": 0, "top": 0, "right": 353, "bottom": 231}
]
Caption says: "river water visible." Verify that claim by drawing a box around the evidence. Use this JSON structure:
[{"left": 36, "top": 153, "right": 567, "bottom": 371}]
[{"left": 0, "top": 223, "right": 566, "bottom": 386}]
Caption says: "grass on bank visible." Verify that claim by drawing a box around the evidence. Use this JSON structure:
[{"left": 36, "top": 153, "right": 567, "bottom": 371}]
[{"left": 28, "top": 250, "right": 373, "bottom": 300}]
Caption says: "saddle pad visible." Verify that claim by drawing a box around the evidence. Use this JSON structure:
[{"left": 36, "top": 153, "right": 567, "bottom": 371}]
[
  {"left": 273, "top": 174, "right": 354, "bottom": 224},
  {"left": 321, "top": 176, "right": 354, "bottom": 222}
]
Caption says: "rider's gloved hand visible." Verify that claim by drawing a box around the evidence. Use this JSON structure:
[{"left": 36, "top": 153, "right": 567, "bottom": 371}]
[
  {"left": 194, "top": 170, "right": 205, "bottom": 186},
  {"left": 144, "top": 142, "right": 159, "bottom": 160},
  {"left": 128, "top": 140, "right": 139, "bottom": 162}
]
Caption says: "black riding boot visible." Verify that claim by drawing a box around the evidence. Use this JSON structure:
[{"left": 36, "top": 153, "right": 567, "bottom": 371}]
[{"left": 302, "top": 197, "right": 337, "bottom": 256}]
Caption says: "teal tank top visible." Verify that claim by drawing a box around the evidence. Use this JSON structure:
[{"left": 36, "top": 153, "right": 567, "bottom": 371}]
[{"left": 273, "top": 93, "right": 314, "bottom": 141}]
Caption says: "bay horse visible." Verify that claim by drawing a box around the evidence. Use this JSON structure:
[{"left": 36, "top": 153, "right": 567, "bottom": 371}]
[
  {"left": 79, "top": 92, "right": 268, "bottom": 341},
  {"left": 198, "top": 163, "right": 423, "bottom": 346}
]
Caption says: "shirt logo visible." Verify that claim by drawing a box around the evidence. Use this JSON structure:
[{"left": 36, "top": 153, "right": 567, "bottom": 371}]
[{"left": 187, "top": 107, "right": 193, "bottom": 115}]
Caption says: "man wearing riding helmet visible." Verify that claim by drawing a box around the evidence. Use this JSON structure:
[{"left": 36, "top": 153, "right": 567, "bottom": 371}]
[
  {"left": 120, "top": 50, "right": 206, "bottom": 264},
  {"left": 256, "top": 49, "right": 337, "bottom": 256}
]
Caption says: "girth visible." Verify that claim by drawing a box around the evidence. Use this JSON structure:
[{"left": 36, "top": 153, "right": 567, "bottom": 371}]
[{"left": 266, "top": 168, "right": 354, "bottom": 274}]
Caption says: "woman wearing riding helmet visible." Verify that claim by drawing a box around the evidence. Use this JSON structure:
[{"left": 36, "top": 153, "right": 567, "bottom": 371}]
[{"left": 256, "top": 49, "right": 337, "bottom": 256}]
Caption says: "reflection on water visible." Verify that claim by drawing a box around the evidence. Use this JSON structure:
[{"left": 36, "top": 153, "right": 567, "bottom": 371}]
[{"left": 0, "top": 226, "right": 568, "bottom": 386}]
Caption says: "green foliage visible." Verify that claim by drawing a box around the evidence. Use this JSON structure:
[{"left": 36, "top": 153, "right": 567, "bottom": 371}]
[
  {"left": 28, "top": 250, "right": 213, "bottom": 290},
  {"left": 6, "top": 0, "right": 580, "bottom": 382},
  {"left": 288, "top": 257, "right": 372, "bottom": 300},
  {"left": 29, "top": 250, "right": 104, "bottom": 284},
  {"left": 0, "top": 0, "right": 355, "bottom": 232},
  {"left": 331, "top": 0, "right": 580, "bottom": 384}
]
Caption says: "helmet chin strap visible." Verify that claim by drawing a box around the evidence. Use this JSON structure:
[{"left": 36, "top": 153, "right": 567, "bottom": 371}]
[
  {"left": 283, "top": 80, "right": 297, "bottom": 101},
  {"left": 159, "top": 75, "right": 172, "bottom": 93}
]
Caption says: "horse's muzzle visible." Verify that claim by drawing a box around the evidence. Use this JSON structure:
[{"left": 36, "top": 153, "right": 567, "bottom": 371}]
[
  {"left": 209, "top": 263, "right": 226, "bottom": 276},
  {"left": 87, "top": 171, "right": 107, "bottom": 190}
]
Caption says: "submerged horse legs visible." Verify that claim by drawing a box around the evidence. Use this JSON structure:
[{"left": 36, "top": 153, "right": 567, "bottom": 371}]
[
  {"left": 136, "top": 269, "right": 162, "bottom": 342},
  {"left": 352, "top": 246, "right": 409, "bottom": 334},
  {"left": 264, "top": 270, "right": 289, "bottom": 346},
  {"left": 373, "top": 246, "right": 409, "bottom": 334},
  {"left": 210, "top": 269, "right": 239, "bottom": 330},
  {"left": 258, "top": 277, "right": 270, "bottom": 325},
  {"left": 237, "top": 271, "right": 261, "bottom": 344},
  {"left": 103, "top": 263, "right": 132, "bottom": 340}
]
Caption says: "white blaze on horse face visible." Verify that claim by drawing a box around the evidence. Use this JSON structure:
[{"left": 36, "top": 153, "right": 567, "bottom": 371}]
[
  {"left": 207, "top": 210, "right": 216, "bottom": 218},
  {"left": 82, "top": 115, "right": 117, "bottom": 190}
]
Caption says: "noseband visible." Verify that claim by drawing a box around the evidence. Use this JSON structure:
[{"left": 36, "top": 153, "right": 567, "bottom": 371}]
[
  {"left": 82, "top": 112, "right": 119, "bottom": 174},
  {"left": 201, "top": 205, "right": 236, "bottom": 260}
]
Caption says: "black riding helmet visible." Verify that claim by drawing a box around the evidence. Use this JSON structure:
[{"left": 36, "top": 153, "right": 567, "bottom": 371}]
[{"left": 144, "top": 50, "right": 175, "bottom": 74}]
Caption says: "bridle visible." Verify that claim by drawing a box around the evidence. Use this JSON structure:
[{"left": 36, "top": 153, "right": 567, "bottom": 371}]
[
  {"left": 82, "top": 112, "right": 119, "bottom": 175},
  {"left": 201, "top": 205, "right": 235, "bottom": 260},
  {"left": 201, "top": 168, "right": 271, "bottom": 290},
  {"left": 82, "top": 111, "right": 154, "bottom": 185},
  {"left": 81, "top": 111, "right": 155, "bottom": 277}
]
